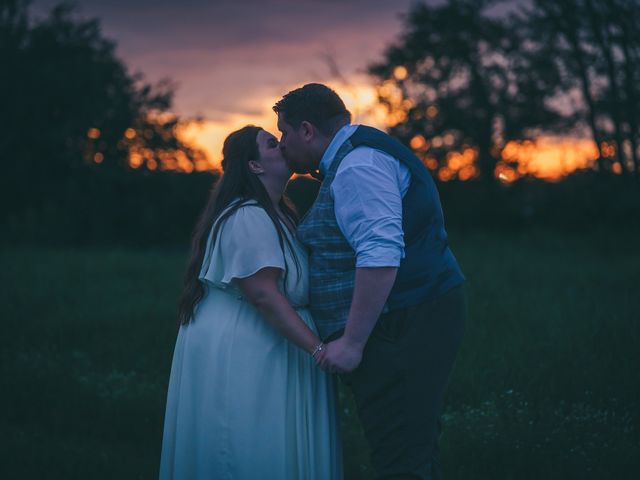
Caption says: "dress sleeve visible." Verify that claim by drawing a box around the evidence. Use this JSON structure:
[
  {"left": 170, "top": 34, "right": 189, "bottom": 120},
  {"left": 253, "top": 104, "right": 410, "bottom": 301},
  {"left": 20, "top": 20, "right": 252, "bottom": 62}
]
[{"left": 199, "top": 205, "right": 286, "bottom": 288}]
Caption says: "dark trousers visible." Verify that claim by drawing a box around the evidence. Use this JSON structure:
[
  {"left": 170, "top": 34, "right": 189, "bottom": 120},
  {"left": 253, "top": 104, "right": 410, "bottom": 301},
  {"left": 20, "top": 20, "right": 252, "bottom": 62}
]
[{"left": 331, "top": 285, "right": 466, "bottom": 480}]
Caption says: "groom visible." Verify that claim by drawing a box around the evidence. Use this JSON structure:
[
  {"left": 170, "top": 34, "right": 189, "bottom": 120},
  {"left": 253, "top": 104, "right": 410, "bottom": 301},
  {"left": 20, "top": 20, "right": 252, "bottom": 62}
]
[{"left": 275, "top": 83, "right": 466, "bottom": 480}]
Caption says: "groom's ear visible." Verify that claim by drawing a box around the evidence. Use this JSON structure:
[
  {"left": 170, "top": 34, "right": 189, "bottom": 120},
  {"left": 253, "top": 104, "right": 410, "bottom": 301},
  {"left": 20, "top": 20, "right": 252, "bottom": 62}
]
[{"left": 300, "top": 121, "right": 315, "bottom": 142}]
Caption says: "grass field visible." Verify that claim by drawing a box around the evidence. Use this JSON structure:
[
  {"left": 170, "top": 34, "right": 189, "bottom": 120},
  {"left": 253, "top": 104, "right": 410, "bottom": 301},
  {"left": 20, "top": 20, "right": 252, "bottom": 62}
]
[{"left": 1, "top": 229, "right": 638, "bottom": 479}]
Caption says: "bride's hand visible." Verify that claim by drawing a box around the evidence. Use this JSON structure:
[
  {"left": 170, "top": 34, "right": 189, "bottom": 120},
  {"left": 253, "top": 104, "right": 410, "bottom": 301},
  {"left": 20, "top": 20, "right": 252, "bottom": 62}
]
[
  {"left": 313, "top": 344, "right": 329, "bottom": 366},
  {"left": 318, "top": 337, "right": 363, "bottom": 374}
]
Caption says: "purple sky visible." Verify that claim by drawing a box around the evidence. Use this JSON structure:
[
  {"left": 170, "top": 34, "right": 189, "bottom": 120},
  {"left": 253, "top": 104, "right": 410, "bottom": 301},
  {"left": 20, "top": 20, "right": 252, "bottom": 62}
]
[
  {"left": 34, "top": 0, "right": 432, "bottom": 120},
  {"left": 33, "top": 0, "right": 540, "bottom": 167}
]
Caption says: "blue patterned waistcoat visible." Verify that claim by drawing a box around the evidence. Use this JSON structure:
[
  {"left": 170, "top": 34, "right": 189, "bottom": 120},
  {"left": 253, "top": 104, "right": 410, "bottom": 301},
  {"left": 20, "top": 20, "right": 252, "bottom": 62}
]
[{"left": 297, "top": 125, "right": 465, "bottom": 340}]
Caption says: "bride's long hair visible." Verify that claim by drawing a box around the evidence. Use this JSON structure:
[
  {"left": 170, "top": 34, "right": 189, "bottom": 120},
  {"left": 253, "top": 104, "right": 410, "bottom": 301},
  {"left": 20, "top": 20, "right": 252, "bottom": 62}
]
[{"left": 177, "top": 125, "right": 299, "bottom": 325}]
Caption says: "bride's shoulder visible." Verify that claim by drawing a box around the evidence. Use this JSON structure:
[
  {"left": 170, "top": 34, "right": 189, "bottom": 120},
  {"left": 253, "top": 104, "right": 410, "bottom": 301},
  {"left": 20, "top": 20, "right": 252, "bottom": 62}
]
[
  {"left": 213, "top": 201, "right": 283, "bottom": 252},
  {"left": 219, "top": 198, "right": 261, "bottom": 217},
  {"left": 231, "top": 199, "right": 267, "bottom": 218},
  {"left": 220, "top": 200, "right": 272, "bottom": 231}
]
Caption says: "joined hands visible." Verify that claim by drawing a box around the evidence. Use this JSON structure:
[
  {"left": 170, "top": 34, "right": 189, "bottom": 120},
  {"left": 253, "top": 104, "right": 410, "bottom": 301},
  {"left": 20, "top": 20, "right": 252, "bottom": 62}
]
[{"left": 314, "top": 336, "right": 363, "bottom": 374}]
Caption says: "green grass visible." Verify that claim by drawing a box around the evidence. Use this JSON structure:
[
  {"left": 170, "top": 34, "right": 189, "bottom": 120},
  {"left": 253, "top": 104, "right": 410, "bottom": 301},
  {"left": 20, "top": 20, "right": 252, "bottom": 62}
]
[{"left": 1, "top": 230, "right": 639, "bottom": 479}]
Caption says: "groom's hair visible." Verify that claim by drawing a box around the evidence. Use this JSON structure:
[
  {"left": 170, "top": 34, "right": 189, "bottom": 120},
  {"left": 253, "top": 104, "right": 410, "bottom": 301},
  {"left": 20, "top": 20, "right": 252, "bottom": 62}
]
[{"left": 273, "top": 83, "right": 351, "bottom": 136}]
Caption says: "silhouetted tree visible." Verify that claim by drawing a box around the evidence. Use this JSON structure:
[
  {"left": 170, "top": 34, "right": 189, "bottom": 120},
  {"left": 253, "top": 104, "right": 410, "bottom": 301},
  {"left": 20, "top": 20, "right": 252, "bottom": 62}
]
[
  {"left": 608, "top": 0, "right": 640, "bottom": 177},
  {"left": 0, "top": 0, "right": 209, "bottom": 244},
  {"left": 370, "top": 0, "right": 640, "bottom": 183},
  {"left": 369, "top": 0, "right": 564, "bottom": 184},
  {"left": 0, "top": 2, "right": 204, "bottom": 194},
  {"left": 524, "top": 0, "right": 640, "bottom": 177}
]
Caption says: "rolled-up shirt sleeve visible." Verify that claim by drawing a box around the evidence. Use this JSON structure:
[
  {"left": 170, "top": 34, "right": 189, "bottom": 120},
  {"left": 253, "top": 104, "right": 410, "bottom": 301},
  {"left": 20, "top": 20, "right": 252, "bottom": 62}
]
[{"left": 331, "top": 147, "right": 407, "bottom": 268}]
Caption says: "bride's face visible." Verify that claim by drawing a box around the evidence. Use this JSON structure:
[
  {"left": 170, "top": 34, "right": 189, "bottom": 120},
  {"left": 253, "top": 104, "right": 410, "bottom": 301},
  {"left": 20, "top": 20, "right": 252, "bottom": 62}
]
[{"left": 254, "top": 130, "right": 292, "bottom": 181}]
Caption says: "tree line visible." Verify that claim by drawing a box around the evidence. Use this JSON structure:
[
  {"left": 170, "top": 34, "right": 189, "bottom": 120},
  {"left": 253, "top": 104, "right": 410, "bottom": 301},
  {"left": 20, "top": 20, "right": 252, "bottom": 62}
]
[
  {"left": 369, "top": 0, "right": 640, "bottom": 183},
  {"left": 2, "top": 0, "right": 638, "bottom": 246},
  {"left": 1, "top": 0, "right": 212, "bottom": 245}
]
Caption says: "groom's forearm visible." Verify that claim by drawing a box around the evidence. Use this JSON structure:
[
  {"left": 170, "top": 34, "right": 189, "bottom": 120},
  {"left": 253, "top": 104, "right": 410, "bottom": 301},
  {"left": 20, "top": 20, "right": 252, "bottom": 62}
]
[{"left": 342, "top": 267, "right": 398, "bottom": 350}]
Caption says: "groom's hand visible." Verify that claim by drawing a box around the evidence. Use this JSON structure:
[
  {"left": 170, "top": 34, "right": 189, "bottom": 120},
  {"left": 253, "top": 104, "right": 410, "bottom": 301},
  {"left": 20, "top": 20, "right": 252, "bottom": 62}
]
[{"left": 318, "top": 336, "right": 363, "bottom": 374}]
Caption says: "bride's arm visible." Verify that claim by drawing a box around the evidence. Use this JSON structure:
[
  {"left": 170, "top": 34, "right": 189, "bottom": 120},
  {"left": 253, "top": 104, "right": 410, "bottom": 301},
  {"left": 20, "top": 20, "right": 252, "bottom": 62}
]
[{"left": 236, "top": 267, "right": 321, "bottom": 355}]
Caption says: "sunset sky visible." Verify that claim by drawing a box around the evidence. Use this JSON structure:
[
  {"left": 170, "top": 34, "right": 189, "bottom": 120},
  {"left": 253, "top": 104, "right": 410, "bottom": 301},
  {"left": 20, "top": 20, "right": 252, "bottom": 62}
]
[
  {"left": 34, "top": 0, "right": 425, "bottom": 158},
  {"left": 33, "top": 0, "right": 596, "bottom": 180}
]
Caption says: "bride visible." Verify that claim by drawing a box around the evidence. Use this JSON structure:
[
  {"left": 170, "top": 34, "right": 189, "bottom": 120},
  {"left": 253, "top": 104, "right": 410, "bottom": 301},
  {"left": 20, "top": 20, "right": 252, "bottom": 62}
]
[{"left": 159, "top": 125, "right": 342, "bottom": 479}]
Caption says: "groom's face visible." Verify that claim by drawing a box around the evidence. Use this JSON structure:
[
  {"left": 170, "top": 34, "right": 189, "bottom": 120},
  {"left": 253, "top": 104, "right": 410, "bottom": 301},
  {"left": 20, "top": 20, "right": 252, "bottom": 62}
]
[{"left": 277, "top": 114, "right": 317, "bottom": 174}]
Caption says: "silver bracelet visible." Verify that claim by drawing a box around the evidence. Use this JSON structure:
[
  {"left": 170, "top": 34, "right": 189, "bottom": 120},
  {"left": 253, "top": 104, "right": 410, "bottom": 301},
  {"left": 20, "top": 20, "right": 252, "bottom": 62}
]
[{"left": 311, "top": 342, "right": 325, "bottom": 358}]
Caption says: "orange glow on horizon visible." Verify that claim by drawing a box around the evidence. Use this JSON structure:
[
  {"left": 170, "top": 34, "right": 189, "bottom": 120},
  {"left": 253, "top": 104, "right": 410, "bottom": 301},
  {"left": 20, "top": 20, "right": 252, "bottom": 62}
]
[
  {"left": 175, "top": 82, "right": 390, "bottom": 172},
  {"left": 499, "top": 137, "right": 599, "bottom": 182},
  {"left": 178, "top": 120, "right": 600, "bottom": 182},
  {"left": 145, "top": 80, "right": 603, "bottom": 183}
]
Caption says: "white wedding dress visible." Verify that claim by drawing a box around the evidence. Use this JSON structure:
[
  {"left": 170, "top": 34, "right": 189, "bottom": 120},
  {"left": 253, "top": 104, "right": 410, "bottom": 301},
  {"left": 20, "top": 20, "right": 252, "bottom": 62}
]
[{"left": 159, "top": 202, "right": 342, "bottom": 479}]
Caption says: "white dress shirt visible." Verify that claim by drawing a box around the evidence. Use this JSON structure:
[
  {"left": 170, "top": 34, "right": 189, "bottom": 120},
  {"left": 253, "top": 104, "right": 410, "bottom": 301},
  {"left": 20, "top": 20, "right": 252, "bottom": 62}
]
[{"left": 319, "top": 124, "right": 411, "bottom": 268}]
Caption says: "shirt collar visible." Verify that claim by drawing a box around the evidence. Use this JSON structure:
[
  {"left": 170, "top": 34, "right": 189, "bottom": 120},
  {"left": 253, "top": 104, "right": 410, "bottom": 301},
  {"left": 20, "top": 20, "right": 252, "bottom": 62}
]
[{"left": 319, "top": 124, "right": 358, "bottom": 176}]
